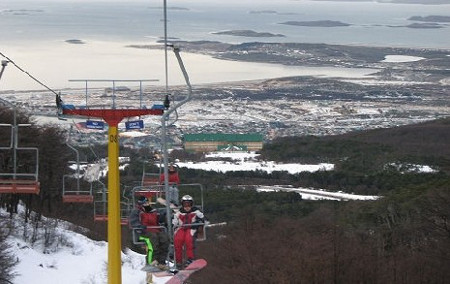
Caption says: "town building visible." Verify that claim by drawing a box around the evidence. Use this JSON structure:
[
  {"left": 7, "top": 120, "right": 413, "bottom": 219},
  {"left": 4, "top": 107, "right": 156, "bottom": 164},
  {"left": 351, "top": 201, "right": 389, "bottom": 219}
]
[{"left": 183, "top": 133, "right": 263, "bottom": 152}]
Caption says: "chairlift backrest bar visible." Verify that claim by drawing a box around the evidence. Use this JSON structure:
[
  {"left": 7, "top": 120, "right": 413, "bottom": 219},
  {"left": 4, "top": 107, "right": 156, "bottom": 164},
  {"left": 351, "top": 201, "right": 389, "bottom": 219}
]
[{"left": 68, "top": 79, "right": 160, "bottom": 111}]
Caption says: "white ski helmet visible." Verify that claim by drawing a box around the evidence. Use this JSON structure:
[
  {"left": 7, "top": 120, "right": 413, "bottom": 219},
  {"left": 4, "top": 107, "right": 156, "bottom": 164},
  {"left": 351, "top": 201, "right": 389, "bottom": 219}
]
[{"left": 181, "top": 195, "right": 194, "bottom": 206}]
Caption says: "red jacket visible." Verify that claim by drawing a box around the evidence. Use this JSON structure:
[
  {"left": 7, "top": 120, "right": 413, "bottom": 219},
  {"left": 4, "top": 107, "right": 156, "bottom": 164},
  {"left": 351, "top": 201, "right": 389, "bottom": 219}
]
[
  {"left": 140, "top": 209, "right": 162, "bottom": 233},
  {"left": 172, "top": 206, "right": 204, "bottom": 235},
  {"left": 159, "top": 170, "right": 180, "bottom": 185}
]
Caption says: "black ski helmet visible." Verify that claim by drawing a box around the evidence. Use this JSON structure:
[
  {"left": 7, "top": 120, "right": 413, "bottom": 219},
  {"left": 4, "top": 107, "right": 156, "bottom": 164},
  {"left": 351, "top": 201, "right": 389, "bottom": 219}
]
[{"left": 137, "top": 195, "right": 149, "bottom": 205}]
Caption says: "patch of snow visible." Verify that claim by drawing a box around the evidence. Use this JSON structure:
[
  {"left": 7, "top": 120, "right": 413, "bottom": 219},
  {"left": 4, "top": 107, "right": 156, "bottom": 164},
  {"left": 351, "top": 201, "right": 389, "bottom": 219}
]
[
  {"left": 120, "top": 131, "right": 149, "bottom": 138},
  {"left": 180, "top": 152, "right": 334, "bottom": 174},
  {"left": 3, "top": 205, "right": 170, "bottom": 284},
  {"left": 257, "top": 185, "right": 380, "bottom": 201},
  {"left": 386, "top": 162, "right": 439, "bottom": 174},
  {"left": 381, "top": 55, "right": 425, "bottom": 63}
]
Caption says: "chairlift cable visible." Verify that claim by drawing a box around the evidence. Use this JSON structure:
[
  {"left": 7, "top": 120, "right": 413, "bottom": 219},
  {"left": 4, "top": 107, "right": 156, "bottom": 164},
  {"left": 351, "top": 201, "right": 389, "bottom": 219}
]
[{"left": 0, "top": 51, "right": 59, "bottom": 96}]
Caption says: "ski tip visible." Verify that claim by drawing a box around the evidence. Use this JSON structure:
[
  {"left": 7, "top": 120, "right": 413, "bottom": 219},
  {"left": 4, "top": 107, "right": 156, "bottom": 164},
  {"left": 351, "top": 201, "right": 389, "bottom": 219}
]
[
  {"left": 196, "top": 258, "right": 207, "bottom": 266},
  {"left": 184, "top": 258, "right": 207, "bottom": 270}
]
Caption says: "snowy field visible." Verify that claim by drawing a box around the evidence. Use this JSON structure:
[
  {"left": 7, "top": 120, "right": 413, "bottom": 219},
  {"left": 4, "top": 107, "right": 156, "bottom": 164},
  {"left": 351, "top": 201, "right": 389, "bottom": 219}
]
[
  {"left": 179, "top": 151, "right": 334, "bottom": 174},
  {"left": 3, "top": 205, "right": 172, "bottom": 284}
]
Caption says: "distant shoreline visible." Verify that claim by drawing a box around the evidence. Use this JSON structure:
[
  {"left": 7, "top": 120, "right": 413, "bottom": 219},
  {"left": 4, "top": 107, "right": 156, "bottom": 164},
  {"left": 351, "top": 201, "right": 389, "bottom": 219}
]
[
  {"left": 1, "top": 39, "right": 449, "bottom": 92},
  {"left": 310, "top": 0, "right": 450, "bottom": 5}
]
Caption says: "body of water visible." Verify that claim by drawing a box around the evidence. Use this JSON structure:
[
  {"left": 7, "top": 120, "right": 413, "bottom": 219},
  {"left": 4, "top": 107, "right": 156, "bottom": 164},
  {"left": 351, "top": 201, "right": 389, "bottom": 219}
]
[
  {"left": 0, "top": 0, "right": 449, "bottom": 91},
  {"left": 2, "top": 0, "right": 449, "bottom": 48}
]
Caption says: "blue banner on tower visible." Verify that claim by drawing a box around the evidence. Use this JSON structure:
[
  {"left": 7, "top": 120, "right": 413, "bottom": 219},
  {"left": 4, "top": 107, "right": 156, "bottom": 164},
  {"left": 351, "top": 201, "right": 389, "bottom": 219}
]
[
  {"left": 125, "top": 120, "right": 144, "bottom": 130},
  {"left": 86, "top": 120, "right": 105, "bottom": 130}
]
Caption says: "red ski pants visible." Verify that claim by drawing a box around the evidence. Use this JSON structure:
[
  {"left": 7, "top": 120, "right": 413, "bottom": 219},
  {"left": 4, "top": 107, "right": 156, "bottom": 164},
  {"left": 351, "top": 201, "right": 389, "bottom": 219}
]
[{"left": 174, "top": 228, "right": 194, "bottom": 263}]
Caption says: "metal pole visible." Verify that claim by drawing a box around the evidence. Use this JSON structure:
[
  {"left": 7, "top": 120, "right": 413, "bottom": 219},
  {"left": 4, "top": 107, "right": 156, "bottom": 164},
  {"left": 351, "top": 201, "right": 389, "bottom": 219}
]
[
  {"left": 139, "top": 81, "right": 143, "bottom": 109},
  {"left": 164, "top": 0, "right": 169, "bottom": 92},
  {"left": 107, "top": 125, "right": 122, "bottom": 284},
  {"left": 112, "top": 81, "right": 116, "bottom": 109},
  {"left": 85, "top": 80, "right": 88, "bottom": 107},
  {"left": 162, "top": 0, "right": 171, "bottom": 243},
  {"left": 12, "top": 102, "right": 17, "bottom": 180}
]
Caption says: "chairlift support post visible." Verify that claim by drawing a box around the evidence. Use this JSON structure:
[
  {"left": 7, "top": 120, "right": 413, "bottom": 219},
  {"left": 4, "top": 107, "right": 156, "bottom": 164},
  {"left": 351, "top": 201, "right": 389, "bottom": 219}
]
[{"left": 61, "top": 80, "right": 163, "bottom": 284}]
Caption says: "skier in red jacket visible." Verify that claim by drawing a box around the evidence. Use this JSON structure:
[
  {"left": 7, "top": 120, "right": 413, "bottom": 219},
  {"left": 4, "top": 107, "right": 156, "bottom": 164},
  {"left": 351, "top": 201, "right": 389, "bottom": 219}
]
[
  {"left": 159, "top": 164, "right": 180, "bottom": 206},
  {"left": 172, "top": 195, "right": 205, "bottom": 269}
]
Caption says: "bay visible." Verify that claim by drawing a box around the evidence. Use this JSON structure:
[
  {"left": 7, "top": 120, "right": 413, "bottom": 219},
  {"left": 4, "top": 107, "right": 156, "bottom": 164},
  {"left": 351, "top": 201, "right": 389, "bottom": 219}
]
[{"left": 0, "top": 0, "right": 449, "bottom": 91}]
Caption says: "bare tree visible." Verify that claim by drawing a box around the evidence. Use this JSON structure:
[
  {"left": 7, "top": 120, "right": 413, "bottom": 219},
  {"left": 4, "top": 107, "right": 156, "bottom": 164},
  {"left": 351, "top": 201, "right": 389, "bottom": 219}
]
[{"left": 0, "top": 216, "right": 17, "bottom": 284}]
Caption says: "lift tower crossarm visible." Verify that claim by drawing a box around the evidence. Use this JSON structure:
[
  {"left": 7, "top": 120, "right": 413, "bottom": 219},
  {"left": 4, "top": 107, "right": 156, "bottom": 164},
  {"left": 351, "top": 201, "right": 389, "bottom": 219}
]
[{"left": 62, "top": 108, "right": 163, "bottom": 126}]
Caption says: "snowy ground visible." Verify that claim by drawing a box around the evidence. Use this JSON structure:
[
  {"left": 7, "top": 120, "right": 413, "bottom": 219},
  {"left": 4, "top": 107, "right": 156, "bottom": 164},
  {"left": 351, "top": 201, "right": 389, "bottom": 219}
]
[
  {"left": 3, "top": 205, "right": 172, "bottom": 284},
  {"left": 178, "top": 152, "right": 334, "bottom": 174}
]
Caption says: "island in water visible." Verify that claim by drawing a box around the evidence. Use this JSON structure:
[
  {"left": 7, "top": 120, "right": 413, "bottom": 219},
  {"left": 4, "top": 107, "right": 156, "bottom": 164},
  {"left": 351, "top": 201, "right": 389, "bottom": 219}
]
[
  {"left": 65, "top": 39, "right": 85, "bottom": 44},
  {"left": 249, "top": 10, "right": 298, "bottom": 15},
  {"left": 408, "top": 15, "right": 450, "bottom": 22},
  {"left": 249, "top": 10, "right": 277, "bottom": 14},
  {"left": 279, "top": 20, "right": 351, "bottom": 27},
  {"left": 406, "top": 23, "right": 444, "bottom": 29},
  {"left": 212, "top": 30, "right": 285, "bottom": 38}
]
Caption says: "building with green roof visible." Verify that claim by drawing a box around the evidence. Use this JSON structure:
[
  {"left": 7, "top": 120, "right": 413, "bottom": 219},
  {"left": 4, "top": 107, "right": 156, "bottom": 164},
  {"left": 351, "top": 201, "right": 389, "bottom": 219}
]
[{"left": 183, "top": 133, "right": 263, "bottom": 152}]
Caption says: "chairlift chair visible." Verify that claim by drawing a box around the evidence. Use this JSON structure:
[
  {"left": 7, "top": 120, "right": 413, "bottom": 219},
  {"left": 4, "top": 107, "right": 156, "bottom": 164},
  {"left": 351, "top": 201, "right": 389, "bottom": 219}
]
[
  {"left": 93, "top": 182, "right": 130, "bottom": 225},
  {"left": 61, "top": 126, "right": 105, "bottom": 203},
  {"left": 0, "top": 123, "right": 40, "bottom": 194},
  {"left": 61, "top": 141, "right": 94, "bottom": 203},
  {"left": 142, "top": 173, "right": 160, "bottom": 186},
  {"left": 141, "top": 160, "right": 161, "bottom": 186}
]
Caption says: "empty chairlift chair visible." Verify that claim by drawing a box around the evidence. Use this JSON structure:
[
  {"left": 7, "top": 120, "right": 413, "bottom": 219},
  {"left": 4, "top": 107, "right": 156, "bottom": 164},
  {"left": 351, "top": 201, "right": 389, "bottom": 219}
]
[
  {"left": 61, "top": 132, "right": 95, "bottom": 203},
  {"left": 0, "top": 121, "right": 40, "bottom": 194}
]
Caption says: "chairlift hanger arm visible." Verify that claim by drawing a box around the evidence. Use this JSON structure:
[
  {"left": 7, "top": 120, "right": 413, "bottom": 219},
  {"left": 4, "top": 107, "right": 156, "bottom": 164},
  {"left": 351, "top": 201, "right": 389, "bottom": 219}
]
[
  {"left": 162, "top": 46, "right": 192, "bottom": 119},
  {"left": 0, "top": 60, "right": 8, "bottom": 80}
]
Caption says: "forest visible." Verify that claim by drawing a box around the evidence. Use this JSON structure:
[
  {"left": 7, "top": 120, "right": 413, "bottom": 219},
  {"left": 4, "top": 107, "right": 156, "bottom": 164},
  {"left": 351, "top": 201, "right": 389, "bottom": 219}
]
[{"left": 1, "top": 105, "right": 449, "bottom": 284}]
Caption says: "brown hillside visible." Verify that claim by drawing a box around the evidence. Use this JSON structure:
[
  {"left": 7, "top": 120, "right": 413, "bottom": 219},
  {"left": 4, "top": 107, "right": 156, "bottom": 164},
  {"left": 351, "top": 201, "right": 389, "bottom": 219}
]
[{"left": 339, "top": 118, "right": 450, "bottom": 158}]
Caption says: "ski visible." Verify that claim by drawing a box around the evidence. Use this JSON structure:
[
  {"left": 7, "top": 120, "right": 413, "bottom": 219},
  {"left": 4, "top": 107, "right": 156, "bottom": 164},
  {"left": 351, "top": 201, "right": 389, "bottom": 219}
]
[
  {"left": 167, "top": 259, "right": 207, "bottom": 284},
  {"left": 153, "top": 259, "right": 207, "bottom": 283}
]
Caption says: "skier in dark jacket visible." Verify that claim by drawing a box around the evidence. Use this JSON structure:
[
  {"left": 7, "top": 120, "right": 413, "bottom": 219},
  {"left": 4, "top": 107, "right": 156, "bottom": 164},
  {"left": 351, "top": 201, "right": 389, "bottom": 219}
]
[{"left": 129, "top": 195, "right": 169, "bottom": 270}]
